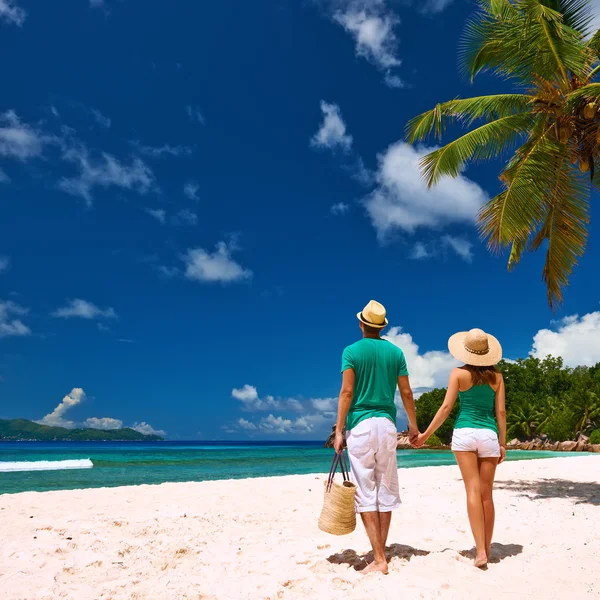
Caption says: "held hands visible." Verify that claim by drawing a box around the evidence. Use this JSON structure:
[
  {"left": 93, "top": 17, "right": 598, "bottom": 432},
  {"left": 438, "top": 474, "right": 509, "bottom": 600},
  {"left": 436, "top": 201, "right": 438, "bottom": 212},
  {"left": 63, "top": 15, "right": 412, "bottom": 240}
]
[
  {"left": 409, "top": 426, "right": 424, "bottom": 448},
  {"left": 413, "top": 433, "right": 429, "bottom": 448}
]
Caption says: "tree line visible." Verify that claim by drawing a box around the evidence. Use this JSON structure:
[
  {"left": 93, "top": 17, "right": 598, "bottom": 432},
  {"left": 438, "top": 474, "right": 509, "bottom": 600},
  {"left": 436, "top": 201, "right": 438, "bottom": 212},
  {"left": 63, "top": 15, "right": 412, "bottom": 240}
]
[{"left": 415, "top": 357, "right": 600, "bottom": 446}]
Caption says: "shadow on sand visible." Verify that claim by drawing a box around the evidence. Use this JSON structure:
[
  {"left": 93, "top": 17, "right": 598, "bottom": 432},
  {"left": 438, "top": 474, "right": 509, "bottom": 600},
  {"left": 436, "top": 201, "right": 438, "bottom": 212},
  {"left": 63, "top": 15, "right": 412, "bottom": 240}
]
[
  {"left": 327, "top": 544, "right": 430, "bottom": 571},
  {"left": 460, "top": 542, "right": 524, "bottom": 564},
  {"left": 495, "top": 478, "right": 600, "bottom": 505}
]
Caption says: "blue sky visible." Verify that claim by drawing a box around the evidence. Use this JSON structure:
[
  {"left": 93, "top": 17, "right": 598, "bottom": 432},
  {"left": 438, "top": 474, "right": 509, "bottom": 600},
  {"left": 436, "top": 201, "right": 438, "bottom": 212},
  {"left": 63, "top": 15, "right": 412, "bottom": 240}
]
[{"left": 2, "top": 0, "right": 600, "bottom": 440}]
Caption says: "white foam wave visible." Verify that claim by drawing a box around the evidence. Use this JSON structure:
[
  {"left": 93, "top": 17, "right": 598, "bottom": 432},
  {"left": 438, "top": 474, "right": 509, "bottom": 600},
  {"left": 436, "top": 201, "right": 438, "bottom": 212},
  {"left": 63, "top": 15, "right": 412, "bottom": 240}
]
[{"left": 0, "top": 459, "right": 93, "bottom": 473}]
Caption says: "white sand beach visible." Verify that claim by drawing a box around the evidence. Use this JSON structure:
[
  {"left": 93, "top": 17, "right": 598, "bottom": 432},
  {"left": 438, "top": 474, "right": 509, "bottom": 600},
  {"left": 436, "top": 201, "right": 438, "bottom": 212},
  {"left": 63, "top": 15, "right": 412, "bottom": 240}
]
[{"left": 1, "top": 455, "right": 598, "bottom": 600}]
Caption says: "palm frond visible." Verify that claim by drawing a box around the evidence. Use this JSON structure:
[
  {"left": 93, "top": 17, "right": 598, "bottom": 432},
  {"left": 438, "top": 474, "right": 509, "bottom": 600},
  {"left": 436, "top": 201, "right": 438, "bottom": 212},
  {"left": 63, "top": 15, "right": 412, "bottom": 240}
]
[
  {"left": 529, "top": 153, "right": 589, "bottom": 307},
  {"left": 478, "top": 120, "right": 555, "bottom": 250},
  {"left": 405, "top": 94, "right": 534, "bottom": 143},
  {"left": 419, "top": 113, "right": 536, "bottom": 188},
  {"left": 461, "top": 0, "right": 590, "bottom": 83},
  {"left": 565, "top": 82, "right": 600, "bottom": 107}
]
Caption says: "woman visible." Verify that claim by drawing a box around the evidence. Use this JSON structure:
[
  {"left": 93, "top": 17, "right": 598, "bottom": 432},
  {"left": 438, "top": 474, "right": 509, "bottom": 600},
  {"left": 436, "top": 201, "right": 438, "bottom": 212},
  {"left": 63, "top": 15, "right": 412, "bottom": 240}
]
[{"left": 416, "top": 328, "right": 506, "bottom": 569}]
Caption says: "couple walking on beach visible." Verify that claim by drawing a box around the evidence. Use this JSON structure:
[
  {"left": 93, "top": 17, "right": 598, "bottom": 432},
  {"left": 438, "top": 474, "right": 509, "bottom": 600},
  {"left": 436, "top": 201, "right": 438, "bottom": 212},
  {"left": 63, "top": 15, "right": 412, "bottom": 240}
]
[{"left": 333, "top": 300, "right": 507, "bottom": 573}]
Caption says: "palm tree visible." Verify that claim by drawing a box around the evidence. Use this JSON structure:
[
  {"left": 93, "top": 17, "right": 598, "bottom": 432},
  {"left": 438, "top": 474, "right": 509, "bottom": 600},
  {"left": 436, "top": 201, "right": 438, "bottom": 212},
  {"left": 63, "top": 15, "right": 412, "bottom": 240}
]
[
  {"left": 406, "top": 0, "right": 600, "bottom": 307},
  {"left": 570, "top": 388, "right": 600, "bottom": 432},
  {"left": 507, "top": 398, "right": 547, "bottom": 438}
]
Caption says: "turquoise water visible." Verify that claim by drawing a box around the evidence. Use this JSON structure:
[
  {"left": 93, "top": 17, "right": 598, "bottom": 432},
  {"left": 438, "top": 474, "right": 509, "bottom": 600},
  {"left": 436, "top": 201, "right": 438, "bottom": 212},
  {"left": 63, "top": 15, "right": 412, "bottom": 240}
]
[{"left": 0, "top": 441, "right": 572, "bottom": 495}]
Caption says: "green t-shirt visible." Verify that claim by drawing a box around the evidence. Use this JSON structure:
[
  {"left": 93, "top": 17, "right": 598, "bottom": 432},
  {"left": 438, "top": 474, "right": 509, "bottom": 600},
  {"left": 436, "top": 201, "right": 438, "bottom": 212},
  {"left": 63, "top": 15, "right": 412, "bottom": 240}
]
[{"left": 341, "top": 338, "right": 409, "bottom": 431}]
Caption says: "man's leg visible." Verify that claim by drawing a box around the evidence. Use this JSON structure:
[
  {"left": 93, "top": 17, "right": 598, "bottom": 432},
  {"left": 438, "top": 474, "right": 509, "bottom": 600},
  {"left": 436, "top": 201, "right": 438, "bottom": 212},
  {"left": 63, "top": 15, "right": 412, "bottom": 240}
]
[
  {"left": 378, "top": 511, "right": 392, "bottom": 547},
  {"left": 359, "top": 512, "right": 388, "bottom": 574},
  {"left": 373, "top": 419, "right": 401, "bottom": 556},
  {"left": 346, "top": 421, "right": 386, "bottom": 573}
]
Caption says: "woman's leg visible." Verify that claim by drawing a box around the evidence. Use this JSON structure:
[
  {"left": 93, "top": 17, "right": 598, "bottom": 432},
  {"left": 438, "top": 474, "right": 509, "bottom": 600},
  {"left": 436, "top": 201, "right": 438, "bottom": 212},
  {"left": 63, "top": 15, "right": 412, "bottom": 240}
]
[
  {"left": 454, "top": 451, "right": 487, "bottom": 567},
  {"left": 478, "top": 457, "right": 498, "bottom": 558}
]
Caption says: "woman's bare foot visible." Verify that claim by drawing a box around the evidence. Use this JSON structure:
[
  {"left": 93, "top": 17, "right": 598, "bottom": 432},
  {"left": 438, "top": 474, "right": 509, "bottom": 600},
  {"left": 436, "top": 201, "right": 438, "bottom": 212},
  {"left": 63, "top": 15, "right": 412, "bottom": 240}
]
[
  {"left": 360, "top": 560, "right": 389, "bottom": 575},
  {"left": 474, "top": 553, "right": 488, "bottom": 569}
]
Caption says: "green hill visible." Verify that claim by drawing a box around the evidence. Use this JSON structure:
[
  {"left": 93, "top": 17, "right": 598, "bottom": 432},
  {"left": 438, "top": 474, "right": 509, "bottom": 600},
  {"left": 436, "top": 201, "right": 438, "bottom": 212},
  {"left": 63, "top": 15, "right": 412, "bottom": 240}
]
[{"left": 0, "top": 419, "right": 164, "bottom": 441}]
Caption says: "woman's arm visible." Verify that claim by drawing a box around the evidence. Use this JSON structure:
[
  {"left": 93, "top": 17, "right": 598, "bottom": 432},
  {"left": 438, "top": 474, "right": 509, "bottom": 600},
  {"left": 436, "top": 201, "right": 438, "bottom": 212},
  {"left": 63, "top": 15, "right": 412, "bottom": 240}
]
[
  {"left": 495, "top": 373, "right": 507, "bottom": 464},
  {"left": 416, "top": 370, "right": 460, "bottom": 446}
]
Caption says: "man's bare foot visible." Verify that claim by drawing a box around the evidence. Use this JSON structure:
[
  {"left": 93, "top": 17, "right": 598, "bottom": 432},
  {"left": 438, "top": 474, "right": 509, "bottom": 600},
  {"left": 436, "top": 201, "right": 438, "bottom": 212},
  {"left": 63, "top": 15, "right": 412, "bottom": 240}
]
[
  {"left": 360, "top": 560, "right": 389, "bottom": 575},
  {"left": 474, "top": 553, "right": 488, "bottom": 569}
]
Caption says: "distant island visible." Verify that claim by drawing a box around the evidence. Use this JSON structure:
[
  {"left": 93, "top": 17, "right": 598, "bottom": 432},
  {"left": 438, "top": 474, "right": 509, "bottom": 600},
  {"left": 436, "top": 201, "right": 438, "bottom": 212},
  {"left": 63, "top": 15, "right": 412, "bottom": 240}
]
[{"left": 0, "top": 419, "right": 164, "bottom": 442}]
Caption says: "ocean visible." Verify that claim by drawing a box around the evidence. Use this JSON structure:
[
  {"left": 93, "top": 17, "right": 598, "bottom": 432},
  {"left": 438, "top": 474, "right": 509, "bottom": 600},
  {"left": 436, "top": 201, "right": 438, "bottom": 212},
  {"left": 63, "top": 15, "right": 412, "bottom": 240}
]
[{"left": 0, "top": 441, "right": 572, "bottom": 495}]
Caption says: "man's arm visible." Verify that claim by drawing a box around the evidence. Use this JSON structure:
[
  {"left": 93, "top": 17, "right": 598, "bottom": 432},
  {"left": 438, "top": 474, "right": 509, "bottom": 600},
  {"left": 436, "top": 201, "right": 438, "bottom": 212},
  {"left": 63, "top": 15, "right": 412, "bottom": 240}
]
[
  {"left": 398, "top": 375, "right": 418, "bottom": 443},
  {"left": 334, "top": 369, "right": 355, "bottom": 453}
]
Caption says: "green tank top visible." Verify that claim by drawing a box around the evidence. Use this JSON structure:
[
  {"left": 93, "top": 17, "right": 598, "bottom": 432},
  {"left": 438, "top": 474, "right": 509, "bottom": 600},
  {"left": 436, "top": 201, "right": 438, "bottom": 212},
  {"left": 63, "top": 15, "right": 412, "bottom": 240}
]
[{"left": 454, "top": 384, "right": 498, "bottom": 433}]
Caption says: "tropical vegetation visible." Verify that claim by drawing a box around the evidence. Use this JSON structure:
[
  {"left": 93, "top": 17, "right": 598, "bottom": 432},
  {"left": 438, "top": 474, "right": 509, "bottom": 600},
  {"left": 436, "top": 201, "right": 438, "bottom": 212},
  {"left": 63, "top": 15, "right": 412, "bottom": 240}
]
[
  {"left": 406, "top": 0, "right": 600, "bottom": 307},
  {"left": 415, "top": 356, "right": 600, "bottom": 444},
  {"left": 0, "top": 419, "right": 164, "bottom": 442}
]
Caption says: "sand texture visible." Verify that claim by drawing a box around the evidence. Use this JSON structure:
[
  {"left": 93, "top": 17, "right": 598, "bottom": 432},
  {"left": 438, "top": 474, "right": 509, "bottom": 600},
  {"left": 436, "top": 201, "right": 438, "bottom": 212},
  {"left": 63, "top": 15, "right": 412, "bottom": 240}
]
[{"left": 1, "top": 455, "right": 599, "bottom": 600}]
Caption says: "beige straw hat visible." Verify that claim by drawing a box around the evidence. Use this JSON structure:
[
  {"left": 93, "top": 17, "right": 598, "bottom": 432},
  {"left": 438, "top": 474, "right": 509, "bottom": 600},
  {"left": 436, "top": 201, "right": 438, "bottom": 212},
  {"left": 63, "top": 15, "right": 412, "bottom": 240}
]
[
  {"left": 448, "top": 328, "right": 502, "bottom": 367},
  {"left": 357, "top": 300, "right": 388, "bottom": 329}
]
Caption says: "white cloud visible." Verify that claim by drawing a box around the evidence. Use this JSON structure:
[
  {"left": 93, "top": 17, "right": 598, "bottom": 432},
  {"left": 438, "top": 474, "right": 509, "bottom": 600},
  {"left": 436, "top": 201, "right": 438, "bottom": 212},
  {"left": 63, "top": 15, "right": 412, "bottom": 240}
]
[
  {"left": 59, "top": 144, "right": 155, "bottom": 206},
  {"left": 0, "top": 111, "right": 45, "bottom": 160},
  {"left": 231, "top": 385, "right": 308, "bottom": 412},
  {"left": 145, "top": 208, "right": 166, "bottom": 224},
  {"left": 0, "top": 168, "right": 9, "bottom": 183},
  {"left": 91, "top": 108, "right": 111, "bottom": 128},
  {"left": 0, "top": 300, "right": 30, "bottom": 338},
  {"left": 52, "top": 298, "right": 117, "bottom": 320},
  {"left": 137, "top": 143, "right": 192, "bottom": 158},
  {"left": 384, "top": 326, "right": 459, "bottom": 391},
  {"left": 0, "top": 0, "right": 26, "bottom": 26},
  {"left": 186, "top": 105, "right": 205, "bottom": 125},
  {"left": 442, "top": 235, "right": 473, "bottom": 262},
  {"left": 38, "top": 388, "right": 86, "bottom": 429},
  {"left": 311, "top": 101, "right": 353, "bottom": 152},
  {"left": 0, "top": 256, "right": 10, "bottom": 273},
  {"left": 182, "top": 241, "right": 252, "bottom": 283},
  {"left": 410, "top": 242, "right": 433, "bottom": 260},
  {"left": 330, "top": 0, "right": 403, "bottom": 86},
  {"left": 531, "top": 312, "right": 600, "bottom": 367},
  {"left": 131, "top": 421, "right": 166, "bottom": 437},
  {"left": 89, "top": 0, "right": 104, "bottom": 7},
  {"left": 230, "top": 387, "right": 337, "bottom": 435},
  {"left": 183, "top": 181, "right": 199, "bottom": 201},
  {"left": 331, "top": 202, "right": 350, "bottom": 215},
  {"left": 83, "top": 417, "right": 123, "bottom": 430},
  {"left": 237, "top": 417, "right": 258, "bottom": 431},
  {"left": 234, "top": 411, "right": 333, "bottom": 435},
  {"left": 36, "top": 387, "right": 165, "bottom": 435},
  {"left": 173, "top": 208, "right": 198, "bottom": 226},
  {"left": 311, "top": 397, "right": 337, "bottom": 412},
  {"left": 364, "top": 142, "right": 488, "bottom": 238}
]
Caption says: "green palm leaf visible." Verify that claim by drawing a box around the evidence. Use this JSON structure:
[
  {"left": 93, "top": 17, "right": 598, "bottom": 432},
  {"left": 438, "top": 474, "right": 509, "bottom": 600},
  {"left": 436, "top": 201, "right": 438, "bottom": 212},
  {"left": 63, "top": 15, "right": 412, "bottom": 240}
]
[
  {"left": 529, "top": 153, "right": 589, "bottom": 307},
  {"left": 405, "top": 94, "right": 533, "bottom": 143},
  {"left": 478, "top": 120, "right": 555, "bottom": 249},
  {"left": 419, "top": 113, "right": 537, "bottom": 187}
]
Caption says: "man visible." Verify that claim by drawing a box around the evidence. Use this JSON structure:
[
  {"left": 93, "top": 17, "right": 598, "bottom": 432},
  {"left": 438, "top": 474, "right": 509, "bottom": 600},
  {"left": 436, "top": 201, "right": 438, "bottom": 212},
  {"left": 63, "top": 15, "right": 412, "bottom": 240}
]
[{"left": 334, "top": 300, "right": 419, "bottom": 575}]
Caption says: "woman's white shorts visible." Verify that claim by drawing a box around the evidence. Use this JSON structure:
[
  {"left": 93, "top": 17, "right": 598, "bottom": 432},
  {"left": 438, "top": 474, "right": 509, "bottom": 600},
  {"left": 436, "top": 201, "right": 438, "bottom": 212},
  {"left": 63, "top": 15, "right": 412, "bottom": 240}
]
[
  {"left": 451, "top": 427, "right": 501, "bottom": 458},
  {"left": 346, "top": 417, "right": 401, "bottom": 513}
]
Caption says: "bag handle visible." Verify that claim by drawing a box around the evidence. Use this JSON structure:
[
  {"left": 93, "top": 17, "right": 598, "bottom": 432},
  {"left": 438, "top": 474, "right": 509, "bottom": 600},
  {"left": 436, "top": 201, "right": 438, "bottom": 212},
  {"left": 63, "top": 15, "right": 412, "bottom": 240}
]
[{"left": 326, "top": 450, "right": 350, "bottom": 492}]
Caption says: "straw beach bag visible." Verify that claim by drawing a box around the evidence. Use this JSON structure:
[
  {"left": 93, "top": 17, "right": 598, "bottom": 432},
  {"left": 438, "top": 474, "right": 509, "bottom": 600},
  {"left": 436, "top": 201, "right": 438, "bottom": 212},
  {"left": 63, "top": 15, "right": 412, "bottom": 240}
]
[{"left": 318, "top": 450, "right": 356, "bottom": 535}]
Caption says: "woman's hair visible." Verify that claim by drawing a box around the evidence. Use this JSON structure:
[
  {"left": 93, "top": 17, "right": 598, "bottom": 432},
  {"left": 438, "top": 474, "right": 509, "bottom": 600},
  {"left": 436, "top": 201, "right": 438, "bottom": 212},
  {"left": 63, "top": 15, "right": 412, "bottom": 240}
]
[{"left": 464, "top": 364, "right": 498, "bottom": 386}]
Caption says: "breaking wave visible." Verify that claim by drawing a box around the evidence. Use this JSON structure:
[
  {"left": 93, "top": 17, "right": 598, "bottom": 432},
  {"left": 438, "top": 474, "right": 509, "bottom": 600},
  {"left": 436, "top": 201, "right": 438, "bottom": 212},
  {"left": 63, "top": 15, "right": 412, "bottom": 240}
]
[{"left": 0, "top": 459, "right": 94, "bottom": 473}]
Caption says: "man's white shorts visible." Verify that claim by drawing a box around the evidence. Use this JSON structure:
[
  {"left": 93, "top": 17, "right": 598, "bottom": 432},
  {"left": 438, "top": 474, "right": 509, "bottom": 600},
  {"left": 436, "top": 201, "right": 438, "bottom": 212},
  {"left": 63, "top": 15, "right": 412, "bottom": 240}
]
[
  {"left": 346, "top": 417, "right": 401, "bottom": 513},
  {"left": 451, "top": 427, "right": 501, "bottom": 458}
]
